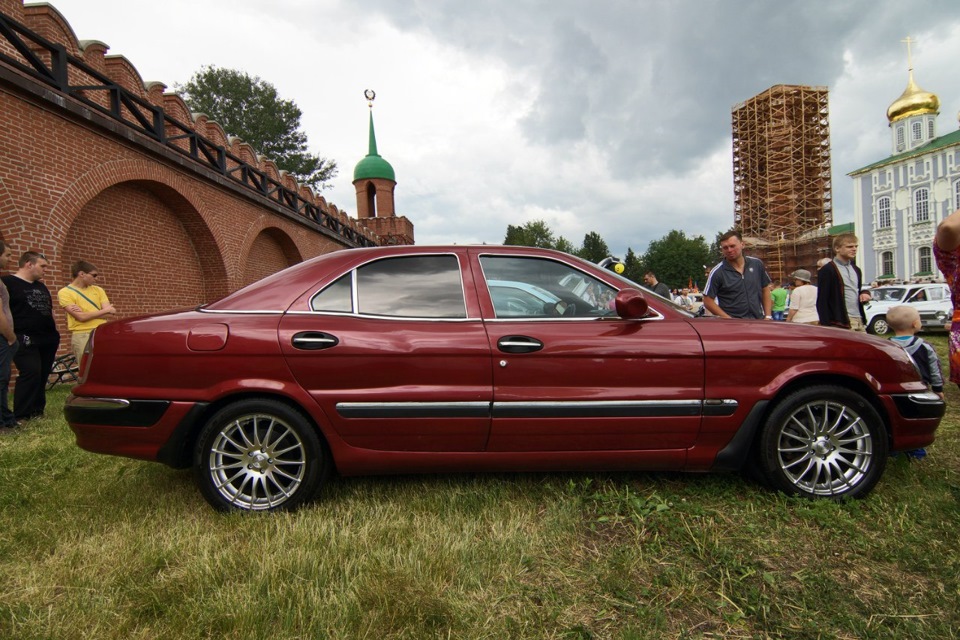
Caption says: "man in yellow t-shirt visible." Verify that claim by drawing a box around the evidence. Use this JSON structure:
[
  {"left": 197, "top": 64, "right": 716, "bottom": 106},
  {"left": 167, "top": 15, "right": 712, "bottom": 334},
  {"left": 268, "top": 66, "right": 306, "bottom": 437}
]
[{"left": 57, "top": 260, "right": 117, "bottom": 361}]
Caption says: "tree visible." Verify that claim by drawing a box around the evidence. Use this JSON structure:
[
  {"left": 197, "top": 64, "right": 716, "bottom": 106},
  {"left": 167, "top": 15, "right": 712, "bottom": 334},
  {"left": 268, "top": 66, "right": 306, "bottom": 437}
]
[
  {"left": 578, "top": 231, "right": 610, "bottom": 263},
  {"left": 554, "top": 236, "right": 577, "bottom": 255},
  {"left": 504, "top": 220, "right": 556, "bottom": 248},
  {"left": 177, "top": 66, "right": 337, "bottom": 189},
  {"left": 642, "top": 230, "right": 714, "bottom": 291},
  {"left": 622, "top": 247, "right": 644, "bottom": 284}
]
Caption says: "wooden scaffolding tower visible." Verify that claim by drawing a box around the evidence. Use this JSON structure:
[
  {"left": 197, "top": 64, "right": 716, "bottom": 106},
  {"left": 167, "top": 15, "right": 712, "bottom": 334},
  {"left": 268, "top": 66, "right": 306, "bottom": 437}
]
[{"left": 731, "top": 85, "right": 833, "bottom": 281}]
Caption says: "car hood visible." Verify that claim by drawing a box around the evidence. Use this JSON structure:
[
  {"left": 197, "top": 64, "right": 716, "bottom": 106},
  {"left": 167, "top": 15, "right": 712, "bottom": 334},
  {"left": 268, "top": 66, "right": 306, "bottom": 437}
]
[{"left": 688, "top": 317, "right": 919, "bottom": 381}]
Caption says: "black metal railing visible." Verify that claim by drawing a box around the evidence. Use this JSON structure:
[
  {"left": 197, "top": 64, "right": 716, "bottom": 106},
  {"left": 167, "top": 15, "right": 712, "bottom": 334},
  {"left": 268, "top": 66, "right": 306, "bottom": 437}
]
[{"left": 0, "top": 9, "right": 376, "bottom": 248}]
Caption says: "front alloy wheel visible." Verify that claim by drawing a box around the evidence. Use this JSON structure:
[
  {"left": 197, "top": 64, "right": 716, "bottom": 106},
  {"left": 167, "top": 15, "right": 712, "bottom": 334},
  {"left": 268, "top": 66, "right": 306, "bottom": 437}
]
[
  {"left": 758, "top": 386, "right": 887, "bottom": 499},
  {"left": 194, "top": 399, "right": 327, "bottom": 512}
]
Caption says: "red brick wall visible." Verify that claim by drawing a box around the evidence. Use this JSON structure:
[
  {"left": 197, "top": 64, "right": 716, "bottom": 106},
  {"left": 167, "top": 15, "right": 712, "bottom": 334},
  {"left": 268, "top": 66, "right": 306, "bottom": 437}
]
[
  {"left": 243, "top": 230, "right": 299, "bottom": 287},
  {"left": 0, "top": 30, "right": 369, "bottom": 325},
  {"left": 60, "top": 183, "right": 209, "bottom": 318},
  {"left": 0, "top": 83, "right": 357, "bottom": 324}
]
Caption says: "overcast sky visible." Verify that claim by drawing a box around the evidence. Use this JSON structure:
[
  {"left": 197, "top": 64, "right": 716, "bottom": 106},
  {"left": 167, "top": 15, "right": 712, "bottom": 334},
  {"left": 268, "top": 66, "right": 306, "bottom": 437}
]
[{"left": 41, "top": 0, "right": 960, "bottom": 258}]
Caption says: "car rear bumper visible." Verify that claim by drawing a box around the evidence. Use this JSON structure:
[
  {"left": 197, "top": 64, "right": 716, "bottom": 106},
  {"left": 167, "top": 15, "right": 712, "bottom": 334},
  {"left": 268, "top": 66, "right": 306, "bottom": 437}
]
[
  {"left": 65, "top": 394, "right": 204, "bottom": 465},
  {"left": 64, "top": 396, "right": 170, "bottom": 427}
]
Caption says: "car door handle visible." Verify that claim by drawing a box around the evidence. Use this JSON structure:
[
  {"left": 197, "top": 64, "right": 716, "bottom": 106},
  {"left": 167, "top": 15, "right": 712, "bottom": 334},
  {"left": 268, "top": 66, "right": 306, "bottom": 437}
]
[
  {"left": 291, "top": 332, "right": 339, "bottom": 350},
  {"left": 497, "top": 335, "right": 543, "bottom": 353}
]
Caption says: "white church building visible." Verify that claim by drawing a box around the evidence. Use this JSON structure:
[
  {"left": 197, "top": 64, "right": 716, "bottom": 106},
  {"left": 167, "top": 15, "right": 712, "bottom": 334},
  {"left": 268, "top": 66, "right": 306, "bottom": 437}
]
[{"left": 850, "top": 50, "right": 960, "bottom": 283}]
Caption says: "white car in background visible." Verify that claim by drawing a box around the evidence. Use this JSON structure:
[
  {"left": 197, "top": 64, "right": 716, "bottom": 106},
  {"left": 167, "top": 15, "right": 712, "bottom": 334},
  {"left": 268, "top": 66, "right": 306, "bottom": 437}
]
[
  {"left": 863, "top": 283, "right": 952, "bottom": 334},
  {"left": 689, "top": 292, "right": 704, "bottom": 312}
]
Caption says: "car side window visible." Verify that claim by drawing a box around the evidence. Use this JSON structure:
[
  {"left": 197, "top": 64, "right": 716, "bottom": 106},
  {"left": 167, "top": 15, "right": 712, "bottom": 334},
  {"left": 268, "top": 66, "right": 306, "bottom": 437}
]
[
  {"left": 311, "top": 255, "right": 466, "bottom": 318},
  {"left": 480, "top": 255, "right": 617, "bottom": 318},
  {"left": 311, "top": 273, "right": 353, "bottom": 312}
]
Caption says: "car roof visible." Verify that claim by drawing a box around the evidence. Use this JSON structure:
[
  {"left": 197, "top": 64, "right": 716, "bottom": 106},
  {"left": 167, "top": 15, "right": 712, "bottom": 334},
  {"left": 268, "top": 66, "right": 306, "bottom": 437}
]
[{"left": 204, "top": 245, "right": 599, "bottom": 312}]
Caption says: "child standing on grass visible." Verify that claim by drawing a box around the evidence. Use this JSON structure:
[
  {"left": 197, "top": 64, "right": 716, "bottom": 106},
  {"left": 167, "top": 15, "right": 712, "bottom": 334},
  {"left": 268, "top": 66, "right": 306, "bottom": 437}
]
[{"left": 887, "top": 305, "right": 944, "bottom": 459}]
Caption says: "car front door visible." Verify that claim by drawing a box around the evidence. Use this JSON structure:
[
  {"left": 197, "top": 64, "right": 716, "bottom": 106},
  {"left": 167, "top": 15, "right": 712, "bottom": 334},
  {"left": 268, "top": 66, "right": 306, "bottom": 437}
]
[
  {"left": 907, "top": 285, "right": 950, "bottom": 326},
  {"left": 475, "top": 253, "right": 705, "bottom": 453},
  {"left": 279, "top": 253, "right": 492, "bottom": 452}
]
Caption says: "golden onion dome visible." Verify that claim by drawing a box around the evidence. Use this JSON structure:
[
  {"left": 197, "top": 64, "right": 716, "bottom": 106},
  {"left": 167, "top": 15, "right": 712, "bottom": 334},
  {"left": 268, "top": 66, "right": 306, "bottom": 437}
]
[{"left": 886, "top": 71, "right": 940, "bottom": 123}]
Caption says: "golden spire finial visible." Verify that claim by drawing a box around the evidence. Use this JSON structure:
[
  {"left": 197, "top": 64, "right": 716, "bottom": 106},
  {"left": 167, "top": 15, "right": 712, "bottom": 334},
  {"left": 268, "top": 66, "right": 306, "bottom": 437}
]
[
  {"left": 886, "top": 36, "right": 939, "bottom": 124},
  {"left": 901, "top": 35, "right": 915, "bottom": 72},
  {"left": 364, "top": 89, "right": 376, "bottom": 109}
]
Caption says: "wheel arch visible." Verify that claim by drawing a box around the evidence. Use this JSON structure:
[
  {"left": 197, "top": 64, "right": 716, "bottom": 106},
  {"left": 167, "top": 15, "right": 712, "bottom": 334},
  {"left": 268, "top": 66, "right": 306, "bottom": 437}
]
[
  {"left": 716, "top": 372, "right": 894, "bottom": 473},
  {"left": 156, "top": 391, "right": 337, "bottom": 472},
  {"left": 768, "top": 373, "right": 890, "bottom": 426}
]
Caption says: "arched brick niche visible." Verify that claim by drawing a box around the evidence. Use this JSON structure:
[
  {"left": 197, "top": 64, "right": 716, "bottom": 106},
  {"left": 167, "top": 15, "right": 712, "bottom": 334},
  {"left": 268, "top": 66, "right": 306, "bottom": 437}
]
[
  {"left": 242, "top": 227, "right": 303, "bottom": 288},
  {"left": 59, "top": 179, "right": 227, "bottom": 317}
]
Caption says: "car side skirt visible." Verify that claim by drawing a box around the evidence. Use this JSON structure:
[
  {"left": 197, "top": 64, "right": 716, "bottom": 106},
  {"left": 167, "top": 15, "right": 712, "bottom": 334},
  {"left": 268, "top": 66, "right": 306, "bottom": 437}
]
[{"left": 335, "top": 399, "right": 739, "bottom": 420}]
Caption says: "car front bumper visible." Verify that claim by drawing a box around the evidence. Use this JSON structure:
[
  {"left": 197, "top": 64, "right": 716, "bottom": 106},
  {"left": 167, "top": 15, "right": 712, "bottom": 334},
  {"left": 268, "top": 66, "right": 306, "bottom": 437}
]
[{"left": 883, "top": 391, "right": 944, "bottom": 451}]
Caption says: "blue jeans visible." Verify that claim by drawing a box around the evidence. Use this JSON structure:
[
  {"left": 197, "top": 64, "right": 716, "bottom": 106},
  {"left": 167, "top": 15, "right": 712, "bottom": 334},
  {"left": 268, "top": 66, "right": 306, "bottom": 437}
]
[
  {"left": 0, "top": 338, "right": 19, "bottom": 427},
  {"left": 772, "top": 310, "right": 786, "bottom": 321}
]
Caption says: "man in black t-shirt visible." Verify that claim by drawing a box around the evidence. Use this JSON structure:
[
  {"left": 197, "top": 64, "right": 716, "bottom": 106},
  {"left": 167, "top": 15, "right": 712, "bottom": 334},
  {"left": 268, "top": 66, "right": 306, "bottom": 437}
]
[
  {"left": 1, "top": 251, "right": 60, "bottom": 421},
  {"left": 642, "top": 271, "right": 672, "bottom": 300}
]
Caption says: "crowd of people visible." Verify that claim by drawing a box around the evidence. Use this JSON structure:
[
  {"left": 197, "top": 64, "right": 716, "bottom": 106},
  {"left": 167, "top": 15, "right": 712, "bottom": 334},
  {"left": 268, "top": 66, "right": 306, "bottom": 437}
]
[{"left": 0, "top": 241, "right": 114, "bottom": 434}]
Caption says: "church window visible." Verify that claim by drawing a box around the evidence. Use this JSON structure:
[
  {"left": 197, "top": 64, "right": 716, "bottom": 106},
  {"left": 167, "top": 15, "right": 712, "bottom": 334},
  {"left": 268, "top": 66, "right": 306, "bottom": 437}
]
[
  {"left": 918, "top": 246, "right": 932, "bottom": 274},
  {"left": 881, "top": 251, "right": 894, "bottom": 277},
  {"left": 928, "top": 119, "right": 935, "bottom": 139},
  {"left": 914, "top": 188, "right": 929, "bottom": 222},
  {"left": 912, "top": 121, "right": 922, "bottom": 141},
  {"left": 896, "top": 126, "right": 905, "bottom": 148},
  {"left": 955, "top": 180, "right": 960, "bottom": 210},
  {"left": 877, "top": 197, "right": 891, "bottom": 228}
]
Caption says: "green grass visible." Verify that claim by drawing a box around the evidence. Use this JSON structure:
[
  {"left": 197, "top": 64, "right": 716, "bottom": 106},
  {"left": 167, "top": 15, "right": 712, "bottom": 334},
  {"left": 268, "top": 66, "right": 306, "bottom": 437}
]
[{"left": 1, "top": 337, "right": 959, "bottom": 639}]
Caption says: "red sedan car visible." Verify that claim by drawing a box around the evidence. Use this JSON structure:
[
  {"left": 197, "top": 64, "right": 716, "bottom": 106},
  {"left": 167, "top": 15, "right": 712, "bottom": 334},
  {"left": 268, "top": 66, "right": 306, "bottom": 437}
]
[{"left": 65, "top": 246, "right": 943, "bottom": 511}]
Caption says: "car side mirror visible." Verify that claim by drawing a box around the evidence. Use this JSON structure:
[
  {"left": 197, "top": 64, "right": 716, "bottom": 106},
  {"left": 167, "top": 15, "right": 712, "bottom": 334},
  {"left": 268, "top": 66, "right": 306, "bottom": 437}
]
[{"left": 615, "top": 288, "right": 649, "bottom": 319}]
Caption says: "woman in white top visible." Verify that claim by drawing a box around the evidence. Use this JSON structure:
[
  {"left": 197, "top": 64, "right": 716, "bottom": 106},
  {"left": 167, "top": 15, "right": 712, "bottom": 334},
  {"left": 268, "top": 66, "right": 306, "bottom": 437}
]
[{"left": 786, "top": 269, "right": 819, "bottom": 324}]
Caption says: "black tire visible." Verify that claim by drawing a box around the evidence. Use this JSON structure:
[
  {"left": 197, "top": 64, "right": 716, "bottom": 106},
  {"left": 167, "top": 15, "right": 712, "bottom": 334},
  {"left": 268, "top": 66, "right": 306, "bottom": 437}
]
[
  {"left": 193, "top": 399, "right": 329, "bottom": 512},
  {"left": 868, "top": 316, "right": 889, "bottom": 335},
  {"left": 757, "top": 386, "right": 887, "bottom": 499}
]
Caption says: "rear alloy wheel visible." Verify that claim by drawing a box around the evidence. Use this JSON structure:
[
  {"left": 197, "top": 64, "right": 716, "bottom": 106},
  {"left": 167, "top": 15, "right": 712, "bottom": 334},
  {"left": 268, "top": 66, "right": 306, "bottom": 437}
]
[
  {"left": 194, "top": 399, "right": 328, "bottom": 512},
  {"left": 758, "top": 386, "right": 887, "bottom": 499},
  {"left": 868, "top": 316, "right": 889, "bottom": 335}
]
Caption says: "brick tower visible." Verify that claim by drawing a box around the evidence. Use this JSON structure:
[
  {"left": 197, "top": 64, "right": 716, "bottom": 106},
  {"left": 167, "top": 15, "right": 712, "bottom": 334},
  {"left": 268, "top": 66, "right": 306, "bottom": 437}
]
[{"left": 353, "top": 91, "right": 414, "bottom": 245}]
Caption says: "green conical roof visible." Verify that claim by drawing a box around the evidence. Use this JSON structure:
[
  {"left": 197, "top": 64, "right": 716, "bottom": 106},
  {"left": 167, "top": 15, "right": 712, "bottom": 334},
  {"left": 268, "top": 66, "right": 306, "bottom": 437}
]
[{"left": 353, "top": 111, "right": 395, "bottom": 182}]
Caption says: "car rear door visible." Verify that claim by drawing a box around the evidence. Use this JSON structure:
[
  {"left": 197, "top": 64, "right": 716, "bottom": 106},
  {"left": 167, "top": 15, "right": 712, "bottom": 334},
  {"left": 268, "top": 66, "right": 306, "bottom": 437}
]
[
  {"left": 279, "top": 252, "right": 493, "bottom": 452},
  {"left": 474, "top": 252, "right": 705, "bottom": 453}
]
